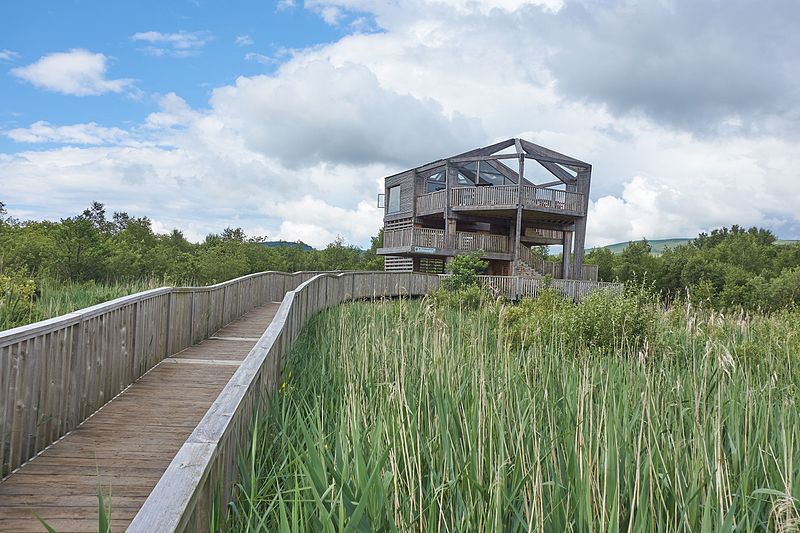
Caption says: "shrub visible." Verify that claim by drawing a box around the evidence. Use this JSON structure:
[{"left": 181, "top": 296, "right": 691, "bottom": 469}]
[
  {"left": 500, "top": 287, "right": 575, "bottom": 350},
  {"left": 574, "top": 285, "right": 659, "bottom": 353},
  {"left": 427, "top": 284, "right": 494, "bottom": 312},
  {"left": 501, "top": 285, "right": 659, "bottom": 356},
  {"left": 442, "top": 253, "right": 487, "bottom": 292},
  {"left": 0, "top": 269, "right": 39, "bottom": 329}
]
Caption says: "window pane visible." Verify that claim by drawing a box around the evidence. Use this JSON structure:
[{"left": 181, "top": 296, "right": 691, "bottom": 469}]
[{"left": 387, "top": 185, "right": 401, "bottom": 213}]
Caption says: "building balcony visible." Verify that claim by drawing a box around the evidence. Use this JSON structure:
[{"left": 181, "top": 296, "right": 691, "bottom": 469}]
[
  {"left": 415, "top": 185, "right": 585, "bottom": 217},
  {"left": 378, "top": 227, "right": 511, "bottom": 260}
]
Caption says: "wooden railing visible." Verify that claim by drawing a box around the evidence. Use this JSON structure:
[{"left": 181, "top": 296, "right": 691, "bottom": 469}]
[
  {"left": 413, "top": 228, "right": 447, "bottom": 248},
  {"left": 520, "top": 185, "right": 584, "bottom": 213},
  {"left": 415, "top": 190, "right": 446, "bottom": 214},
  {"left": 583, "top": 264, "right": 599, "bottom": 282},
  {"left": 526, "top": 228, "right": 564, "bottom": 241},
  {"left": 0, "top": 271, "right": 330, "bottom": 478},
  {"left": 520, "top": 245, "right": 563, "bottom": 278},
  {"left": 128, "top": 271, "right": 440, "bottom": 532},
  {"left": 454, "top": 231, "right": 509, "bottom": 253},
  {"left": 520, "top": 245, "right": 599, "bottom": 281},
  {"left": 383, "top": 228, "right": 510, "bottom": 254},
  {"left": 468, "top": 275, "right": 622, "bottom": 301},
  {"left": 448, "top": 185, "right": 585, "bottom": 215},
  {"left": 450, "top": 185, "right": 518, "bottom": 208}
]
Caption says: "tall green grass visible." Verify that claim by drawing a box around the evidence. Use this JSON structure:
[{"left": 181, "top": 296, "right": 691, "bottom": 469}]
[
  {"left": 231, "top": 295, "right": 800, "bottom": 532},
  {"left": 0, "top": 278, "right": 162, "bottom": 330}
]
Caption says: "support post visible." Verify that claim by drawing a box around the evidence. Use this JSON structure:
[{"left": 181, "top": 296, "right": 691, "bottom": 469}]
[
  {"left": 561, "top": 231, "right": 573, "bottom": 280},
  {"left": 512, "top": 155, "right": 524, "bottom": 274},
  {"left": 445, "top": 162, "right": 457, "bottom": 250},
  {"left": 571, "top": 166, "right": 591, "bottom": 279}
]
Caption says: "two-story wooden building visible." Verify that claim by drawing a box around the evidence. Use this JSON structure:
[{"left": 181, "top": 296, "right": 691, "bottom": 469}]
[{"left": 377, "top": 138, "right": 597, "bottom": 281}]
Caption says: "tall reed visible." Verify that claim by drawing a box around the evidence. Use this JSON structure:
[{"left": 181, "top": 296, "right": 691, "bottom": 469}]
[{"left": 231, "top": 297, "right": 800, "bottom": 532}]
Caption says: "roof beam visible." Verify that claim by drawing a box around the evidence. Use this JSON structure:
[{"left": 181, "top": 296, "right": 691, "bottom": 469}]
[
  {"left": 519, "top": 139, "right": 590, "bottom": 169},
  {"left": 452, "top": 138, "right": 516, "bottom": 159},
  {"left": 537, "top": 160, "right": 578, "bottom": 185},
  {"left": 485, "top": 159, "right": 519, "bottom": 184},
  {"left": 448, "top": 154, "right": 520, "bottom": 163}
]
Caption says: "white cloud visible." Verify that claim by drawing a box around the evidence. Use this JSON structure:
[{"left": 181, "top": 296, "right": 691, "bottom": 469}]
[
  {"left": 209, "top": 59, "right": 484, "bottom": 168},
  {"left": 276, "top": 0, "right": 296, "bottom": 11},
  {"left": 244, "top": 52, "right": 274, "bottom": 65},
  {"left": 130, "top": 31, "right": 213, "bottom": 57},
  {"left": 5, "top": 121, "right": 134, "bottom": 145},
  {"left": 10, "top": 49, "right": 132, "bottom": 96},
  {"left": 235, "top": 35, "right": 254, "bottom": 46},
  {"left": 0, "top": 49, "right": 20, "bottom": 62}
]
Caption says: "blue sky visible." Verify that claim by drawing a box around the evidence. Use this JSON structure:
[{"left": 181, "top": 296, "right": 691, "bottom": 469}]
[
  {"left": 1, "top": 0, "right": 356, "bottom": 152},
  {"left": 1, "top": 0, "right": 799, "bottom": 247}
]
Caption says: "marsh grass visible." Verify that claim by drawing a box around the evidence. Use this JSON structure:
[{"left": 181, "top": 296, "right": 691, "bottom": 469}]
[
  {"left": 230, "top": 295, "right": 800, "bottom": 532},
  {"left": 0, "top": 277, "right": 162, "bottom": 330}
]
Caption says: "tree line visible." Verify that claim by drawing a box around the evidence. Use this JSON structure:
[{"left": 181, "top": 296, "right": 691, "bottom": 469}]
[
  {"left": 3, "top": 201, "right": 799, "bottom": 314},
  {"left": 583, "top": 226, "right": 800, "bottom": 311},
  {"left": 0, "top": 201, "right": 384, "bottom": 285}
]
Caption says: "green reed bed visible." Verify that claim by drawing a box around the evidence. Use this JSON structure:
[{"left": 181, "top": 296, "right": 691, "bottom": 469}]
[
  {"left": 231, "top": 294, "right": 800, "bottom": 532},
  {"left": 0, "top": 277, "right": 162, "bottom": 330}
]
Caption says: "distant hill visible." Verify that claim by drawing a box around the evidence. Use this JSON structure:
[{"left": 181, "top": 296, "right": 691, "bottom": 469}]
[
  {"left": 259, "top": 240, "right": 314, "bottom": 251},
  {"left": 595, "top": 238, "right": 798, "bottom": 256}
]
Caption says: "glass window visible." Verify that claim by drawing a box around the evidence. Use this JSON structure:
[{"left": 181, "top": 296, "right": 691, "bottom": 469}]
[
  {"left": 479, "top": 167, "right": 507, "bottom": 185},
  {"left": 387, "top": 185, "right": 401, "bottom": 213},
  {"left": 426, "top": 181, "right": 445, "bottom": 193}
]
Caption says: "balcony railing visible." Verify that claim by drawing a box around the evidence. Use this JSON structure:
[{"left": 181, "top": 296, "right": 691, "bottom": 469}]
[
  {"left": 450, "top": 185, "right": 518, "bottom": 208},
  {"left": 383, "top": 228, "right": 510, "bottom": 255},
  {"left": 413, "top": 186, "right": 585, "bottom": 216},
  {"left": 415, "top": 190, "right": 447, "bottom": 214},
  {"left": 519, "top": 185, "right": 584, "bottom": 213},
  {"left": 525, "top": 228, "right": 564, "bottom": 241}
]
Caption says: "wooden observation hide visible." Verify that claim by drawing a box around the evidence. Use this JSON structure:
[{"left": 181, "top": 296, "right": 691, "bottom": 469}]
[{"left": 377, "top": 138, "right": 595, "bottom": 280}]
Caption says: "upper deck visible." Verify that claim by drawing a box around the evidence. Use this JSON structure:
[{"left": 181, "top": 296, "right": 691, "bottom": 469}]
[
  {"left": 415, "top": 184, "right": 585, "bottom": 218},
  {"left": 381, "top": 137, "right": 591, "bottom": 225}
]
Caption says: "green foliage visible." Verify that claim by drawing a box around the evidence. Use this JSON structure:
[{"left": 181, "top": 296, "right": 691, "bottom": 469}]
[
  {"left": 501, "top": 285, "right": 659, "bottom": 354},
  {"left": 573, "top": 284, "right": 659, "bottom": 353},
  {"left": 0, "top": 269, "right": 39, "bottom": 329},
  {"left": 584, "top": 246, "right": 615, "bottom": 281},
  {"left": 0, "top": 201, "right": 386, "bottom": 326},
  {"left": 230, "top": 299, "right": 800, "bottom": 531},
  {"left": 501, "top": 287, "right": 573, "bottom": 349},
  {"left": 442, "top": 253, "right": 488, "bottom": 291},
  {"left": 427, "top": 284, "right": 494, "bottom": 312},
  {"left": 581, "top": 226, "right": 800, "bottom": 312}
]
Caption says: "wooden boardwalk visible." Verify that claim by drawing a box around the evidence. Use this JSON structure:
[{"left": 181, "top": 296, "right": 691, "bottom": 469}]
[{"left": 0, "top": 303, "right": 280, "bottom": 532}]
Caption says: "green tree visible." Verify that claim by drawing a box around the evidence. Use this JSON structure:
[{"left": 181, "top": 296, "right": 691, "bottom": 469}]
[{"left": 443, "top": 253, "right": 488, "bottom": 291}]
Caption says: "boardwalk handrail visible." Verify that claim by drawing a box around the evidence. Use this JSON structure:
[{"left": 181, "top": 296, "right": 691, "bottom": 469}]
[
  {"left": 128, "top": 271, "right": 440, "bottom": 532},
  {"left": 0, "top": 271, "right": 336, "bottom": 478},
  {"left": 462, "top": 275, "right": 622, "bottom": 301}
]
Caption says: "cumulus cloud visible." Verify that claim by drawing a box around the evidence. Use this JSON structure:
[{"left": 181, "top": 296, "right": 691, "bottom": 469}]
[
  {"left": 10, "top": 49, "right": 132, "bottom": 96},
  {"left": 209, "top": 60, "right": 484, "bottom": 168},
  {"left": 2, "top": 0, "right": 799, "bottom": 248},
  {"left": 541, "top": 0, "right": 800, "bottom": 135},
  {"left": 130, "top": 30, "right": 214, "bottom": 57}
]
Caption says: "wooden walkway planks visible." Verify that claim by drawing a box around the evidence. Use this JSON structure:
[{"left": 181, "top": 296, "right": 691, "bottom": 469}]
[{"left": 0, "top": 303, "right": 281, "bottom": 533}]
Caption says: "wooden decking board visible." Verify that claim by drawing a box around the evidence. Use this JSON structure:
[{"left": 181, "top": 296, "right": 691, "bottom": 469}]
[{"left": 0, "top": 303, "right": 280, "bottom": 532}]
